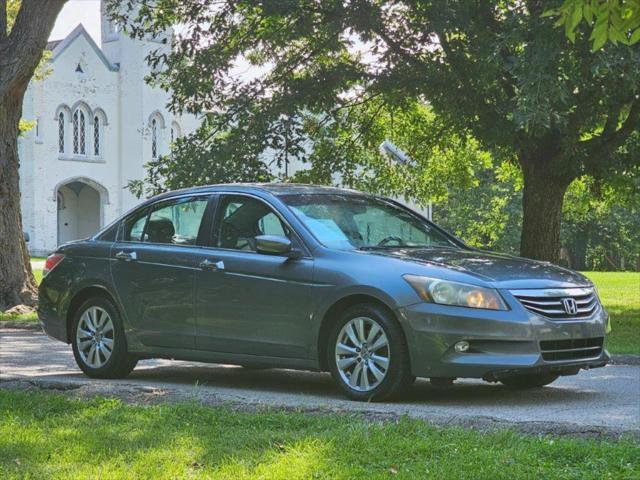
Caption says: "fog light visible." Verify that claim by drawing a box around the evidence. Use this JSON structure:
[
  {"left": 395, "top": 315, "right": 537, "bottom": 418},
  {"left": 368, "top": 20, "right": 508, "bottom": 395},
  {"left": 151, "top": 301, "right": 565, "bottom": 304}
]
[{"left": 454, "top": 341, "right": 470, "bottom": 353}]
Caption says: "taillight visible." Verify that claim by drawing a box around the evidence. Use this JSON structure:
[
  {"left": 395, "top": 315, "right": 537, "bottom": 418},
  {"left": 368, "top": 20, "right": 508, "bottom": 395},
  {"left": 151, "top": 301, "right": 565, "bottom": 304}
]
[{"left": 43, "top": 253, "right": 65, "bottom": 277}]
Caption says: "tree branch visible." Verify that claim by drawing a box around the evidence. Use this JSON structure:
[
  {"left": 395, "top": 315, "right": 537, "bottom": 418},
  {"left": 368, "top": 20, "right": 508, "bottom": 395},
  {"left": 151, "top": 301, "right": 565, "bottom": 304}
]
[
  {"left": 582, "top": 101, "right": 640, "bottom": 172},
  {"left": 0, "top": 0, "right": 66, "bottom": 99}
]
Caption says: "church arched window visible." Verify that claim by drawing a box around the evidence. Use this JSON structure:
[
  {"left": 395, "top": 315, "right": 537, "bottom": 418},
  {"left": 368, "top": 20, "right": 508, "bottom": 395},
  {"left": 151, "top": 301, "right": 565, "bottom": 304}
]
[
  {"left": 148, "top": 111, "right": 165, "bottom": 160},
  {"left": 79, "top": 111, "right": 86, "bottom": 154},
  {"left": 73, "top": 108, "right": 86, "bottom": 155},
  {"left": 94, "top": 116, "right": 101, "bottom": 156},
  {"left": 58, "top": 112, "right": 65, "bottom": 153},
  {"left": 73, "top": 111, "right": 79, "bottom": 154},
  {"left": 151, "top": 118, "right": 158, "bottom": 159},
  {"left": 170, "top": 121, "right": 181, "bottom": 159}
]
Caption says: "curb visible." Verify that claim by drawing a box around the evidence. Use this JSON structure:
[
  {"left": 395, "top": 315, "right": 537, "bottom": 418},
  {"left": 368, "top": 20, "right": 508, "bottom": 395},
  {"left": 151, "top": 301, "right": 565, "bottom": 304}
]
[
  {"left": 611, "top": 354, "right": 640, "bottom": 366},
  {"left": 0, "top": 321, "right": 42, "bottom": 331}
]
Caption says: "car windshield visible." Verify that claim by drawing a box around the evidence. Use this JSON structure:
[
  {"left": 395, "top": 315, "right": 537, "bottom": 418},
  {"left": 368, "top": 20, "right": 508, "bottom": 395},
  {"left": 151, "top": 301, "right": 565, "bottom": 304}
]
[{"left": 280, "top": 193, "right": 458, "bottom": 250}]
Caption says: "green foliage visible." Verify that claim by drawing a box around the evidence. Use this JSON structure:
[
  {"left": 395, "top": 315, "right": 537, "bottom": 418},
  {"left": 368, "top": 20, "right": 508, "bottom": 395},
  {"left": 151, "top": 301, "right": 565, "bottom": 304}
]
[
  {"left": 6, "top": 0, "right": 20, "bottom": 31},
  {"left": 562, "top": 170, "right": 640, "bottom": 270},
  {"left": 110, "top": 0, "right": 639, "bottom": 177},
  {"left": 2, "top": 390, "right": 639, "bottom": 478},
  {"left": 18, "top": 119, "right": 35, "bottom": 136},
  {"left": 290, "top": 100, "right": 493, "bottom": 205},
  {"left": 433, "top": 161, "right": 523, "bottom": 255},
  {"left": 110, "top": 0, "right": 640, "bottom": 261},
  {"left": 546, "top": 0, "right": 640, "bottom": 50}
]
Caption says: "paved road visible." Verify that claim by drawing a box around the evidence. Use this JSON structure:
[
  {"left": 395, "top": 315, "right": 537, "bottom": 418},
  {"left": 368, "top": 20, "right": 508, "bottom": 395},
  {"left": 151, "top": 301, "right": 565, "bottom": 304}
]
[{"left": 2, "top": 329, "right": 639, "bottom": 436}]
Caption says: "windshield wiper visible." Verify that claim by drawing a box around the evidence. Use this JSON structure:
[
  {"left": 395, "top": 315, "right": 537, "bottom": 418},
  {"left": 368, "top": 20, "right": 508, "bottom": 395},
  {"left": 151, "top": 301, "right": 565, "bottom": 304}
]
[{"left": 357, "top": 244, "right": 436, "bottom": 251}]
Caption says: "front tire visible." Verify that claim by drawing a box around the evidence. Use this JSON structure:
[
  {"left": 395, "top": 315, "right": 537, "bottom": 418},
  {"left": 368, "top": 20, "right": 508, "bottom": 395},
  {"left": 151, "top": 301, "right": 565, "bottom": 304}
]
[
  {"left": 71, "top": 296, "right": 137, "bottom": 379},
  {"left": 328, "top": 303, "right": 414, "bottom": 401},
  {"left": 500, "top": 373, "right": 558, "bottom": 389}
]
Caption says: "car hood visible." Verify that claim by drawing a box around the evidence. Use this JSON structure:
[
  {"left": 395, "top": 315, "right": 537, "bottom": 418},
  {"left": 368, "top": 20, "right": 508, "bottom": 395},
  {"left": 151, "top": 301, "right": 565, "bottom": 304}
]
[{"left": 364, "top": 247, "right": 591, "bottom": 288}]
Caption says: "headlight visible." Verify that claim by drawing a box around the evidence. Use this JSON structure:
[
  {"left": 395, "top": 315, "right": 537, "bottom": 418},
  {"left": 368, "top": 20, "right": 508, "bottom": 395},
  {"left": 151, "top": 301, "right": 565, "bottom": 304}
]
[{"left": 403, "top": 275, "right": 508, "bottom": 310}]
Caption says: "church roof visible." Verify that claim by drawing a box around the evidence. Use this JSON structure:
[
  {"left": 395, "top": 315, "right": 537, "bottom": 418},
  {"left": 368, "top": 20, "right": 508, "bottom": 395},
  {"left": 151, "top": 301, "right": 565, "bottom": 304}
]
[
  {"left": 49, "top": 24, "right": 119, "bottom": 72},
  {"left": 46, "top": 39, "right": 62, "bottom": 50}
]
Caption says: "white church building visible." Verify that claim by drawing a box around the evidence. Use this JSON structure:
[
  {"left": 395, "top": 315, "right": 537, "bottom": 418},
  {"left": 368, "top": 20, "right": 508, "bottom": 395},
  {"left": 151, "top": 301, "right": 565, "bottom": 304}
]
[{"left": 18, "top": 2, "right": 199, "bottom": 256}]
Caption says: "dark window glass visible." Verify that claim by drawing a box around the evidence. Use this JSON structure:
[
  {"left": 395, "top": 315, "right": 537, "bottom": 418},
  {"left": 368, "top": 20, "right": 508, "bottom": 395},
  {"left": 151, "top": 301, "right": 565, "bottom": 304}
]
[
  {"left": 215, "top": 196, "right": 289, "bottom": 251},
  {"left": 72, "top": 111, "right": 79, "bottom": 154},
  {"left": 145, "top": 197, "right": 209, "bottom": 245},
  {"left": 79, "top": 111, "right": 86, "bottom": 154},
  {"left": 122, "top": 209, "right": 149, "bottom": 242},
  {"left": 93, "top": 116, "right": 100, "bottom": 156},
  {"left": 58, "top": 112, "right": 65, "bottom": 153}
]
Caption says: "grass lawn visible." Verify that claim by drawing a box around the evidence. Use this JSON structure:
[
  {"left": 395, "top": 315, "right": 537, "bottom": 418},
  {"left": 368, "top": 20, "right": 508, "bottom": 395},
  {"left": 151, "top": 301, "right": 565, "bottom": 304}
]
[
  {"left": 583, "top": 272, "right": 640, "bottom": 355},
  {"left": 0, "top": 390, "right": 637, "bottom": 479}
]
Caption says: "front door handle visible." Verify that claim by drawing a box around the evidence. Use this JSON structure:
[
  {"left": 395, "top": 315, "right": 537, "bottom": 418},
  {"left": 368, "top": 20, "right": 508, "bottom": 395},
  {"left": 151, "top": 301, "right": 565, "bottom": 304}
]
[
  {"left": 199, "top": 259, "right": 225, "bottom": 271},
  {"left": 115, "top": 250, "right": 137, "bottom": 262}
]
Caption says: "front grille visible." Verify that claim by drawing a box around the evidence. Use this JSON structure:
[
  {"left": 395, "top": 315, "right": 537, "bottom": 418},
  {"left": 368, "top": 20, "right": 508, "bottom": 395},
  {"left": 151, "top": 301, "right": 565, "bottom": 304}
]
[
  {"left": 540, "top": 337, "right": 604, "bottom": 361},
  {"left": 510, "top": 287, "right": 599, "bottom": 320}
]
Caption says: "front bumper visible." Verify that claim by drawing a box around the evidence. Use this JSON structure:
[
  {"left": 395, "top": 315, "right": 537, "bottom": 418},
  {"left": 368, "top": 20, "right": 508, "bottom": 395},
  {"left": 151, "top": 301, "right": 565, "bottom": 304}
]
[{"left": 398, "top": 297, "right": 610, "bottom": 379}]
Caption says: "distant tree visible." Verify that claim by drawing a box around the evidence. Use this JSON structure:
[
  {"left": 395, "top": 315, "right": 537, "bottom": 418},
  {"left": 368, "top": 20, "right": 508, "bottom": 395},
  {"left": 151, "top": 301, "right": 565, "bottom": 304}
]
[
  {"left": 547, "top": 0, "right": 640, "bottom": 50},
  {"left": 112, "top": 0, "right": 640, "bottom": 263},
  {"left": 562, "top": 166, "right": 640, "bottom": 270},
  {"left": 0, "top": 0, "right": 67, "bottom": 312}
]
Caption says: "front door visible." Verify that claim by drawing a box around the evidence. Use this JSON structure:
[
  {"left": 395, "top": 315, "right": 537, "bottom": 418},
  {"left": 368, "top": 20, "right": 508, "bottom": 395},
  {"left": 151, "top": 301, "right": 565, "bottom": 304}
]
[
  {"left": 195, "top": 194, "right": 314, "bottom": 358},
  {"left": 110, "top": 195, "right": 213, "bottom": 349}
]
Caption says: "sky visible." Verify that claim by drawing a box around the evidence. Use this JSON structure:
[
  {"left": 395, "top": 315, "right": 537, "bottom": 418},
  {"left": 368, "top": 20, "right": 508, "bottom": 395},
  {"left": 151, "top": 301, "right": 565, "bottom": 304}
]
[{"left": 50, "top": 0, "right": 101, "bottom": 44}]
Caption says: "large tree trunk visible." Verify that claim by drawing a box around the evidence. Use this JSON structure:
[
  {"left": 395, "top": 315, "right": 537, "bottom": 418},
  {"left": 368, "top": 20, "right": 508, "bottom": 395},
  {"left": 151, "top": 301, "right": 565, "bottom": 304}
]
[
  {"left": 569, "top": 224, "right": 590, "bottom": 270},
  {"left": 0, "top": 92, "right": 37, "bottom": 310},
  {"left": 519, "top": 156, "right": 573, "bottom": 264},
  {"left": 0, "top": 0, "right": 67, "bottom": 312}
]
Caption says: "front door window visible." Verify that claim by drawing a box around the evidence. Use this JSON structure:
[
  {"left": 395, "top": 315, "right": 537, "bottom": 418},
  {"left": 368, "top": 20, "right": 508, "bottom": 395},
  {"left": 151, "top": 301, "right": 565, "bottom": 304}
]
[{"left": 215, "top": 196, "right": 291, "bottom": 251}]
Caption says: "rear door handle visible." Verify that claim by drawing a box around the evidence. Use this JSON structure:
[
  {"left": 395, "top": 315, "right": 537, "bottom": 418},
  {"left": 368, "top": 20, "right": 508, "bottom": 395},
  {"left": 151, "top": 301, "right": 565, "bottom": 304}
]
[
  {"left": 115, "top": 250, "right": 137, "bottom": 262},
  {"left": 199, "top": 259, "right": 225, "bottom": 271}
]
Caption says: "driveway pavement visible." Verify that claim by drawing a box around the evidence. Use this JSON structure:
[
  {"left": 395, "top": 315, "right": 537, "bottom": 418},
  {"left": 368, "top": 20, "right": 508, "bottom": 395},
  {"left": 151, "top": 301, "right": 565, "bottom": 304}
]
[{"left": 1, "top": 329, "right": 639, "bottom": 438}]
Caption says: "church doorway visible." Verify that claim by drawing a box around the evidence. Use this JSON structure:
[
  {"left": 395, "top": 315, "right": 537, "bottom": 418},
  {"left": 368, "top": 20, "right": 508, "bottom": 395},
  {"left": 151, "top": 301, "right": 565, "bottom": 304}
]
[{"left": 56, "top": 178, "right": 108, "bottom": 246}]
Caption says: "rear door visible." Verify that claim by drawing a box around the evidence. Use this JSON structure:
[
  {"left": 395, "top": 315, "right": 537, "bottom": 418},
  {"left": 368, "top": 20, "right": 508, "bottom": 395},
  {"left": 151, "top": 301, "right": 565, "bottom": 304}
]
[
  {"left": 194, "top": 193, "right": 315, "bottom": 358},
  {"left": 110, "top": 194, "right": 214, "bottom": 348}
]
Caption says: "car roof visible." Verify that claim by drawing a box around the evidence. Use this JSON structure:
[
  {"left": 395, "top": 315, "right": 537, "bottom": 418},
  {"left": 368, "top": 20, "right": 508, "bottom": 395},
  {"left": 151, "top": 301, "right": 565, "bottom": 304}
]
[{"left": 151, "top": 183, "right": 368, "bottom": 201}]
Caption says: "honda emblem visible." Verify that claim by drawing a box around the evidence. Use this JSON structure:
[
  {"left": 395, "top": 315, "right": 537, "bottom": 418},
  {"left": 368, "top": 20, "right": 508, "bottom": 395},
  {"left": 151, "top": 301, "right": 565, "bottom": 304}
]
[{"left": 562, "top": 298, "right": 578, "bottom": 315}]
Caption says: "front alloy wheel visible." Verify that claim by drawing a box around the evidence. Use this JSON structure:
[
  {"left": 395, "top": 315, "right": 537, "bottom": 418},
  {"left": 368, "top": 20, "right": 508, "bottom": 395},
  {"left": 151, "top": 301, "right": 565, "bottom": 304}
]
[
  {"left": 328, "top": 303, "right": 414, "bottom": 401},
  {"left": 335, "top": 317, "right": 390, "bottom": 392}
]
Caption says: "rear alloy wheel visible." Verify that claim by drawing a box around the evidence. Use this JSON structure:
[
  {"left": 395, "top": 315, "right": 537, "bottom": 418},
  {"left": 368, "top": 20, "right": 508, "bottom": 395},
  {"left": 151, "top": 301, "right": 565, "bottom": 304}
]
[
  {"left": 71, "top": 296, "right": 137, "bottom": 379},
  {"left": 500, "top": 373, "right": 559, "bottom": 389},
  {"left": 328, "top": 304, "right": 413, "bottom": 401},
  {"left": 76, "top": 306, "right": 114, "bottom": 369}
]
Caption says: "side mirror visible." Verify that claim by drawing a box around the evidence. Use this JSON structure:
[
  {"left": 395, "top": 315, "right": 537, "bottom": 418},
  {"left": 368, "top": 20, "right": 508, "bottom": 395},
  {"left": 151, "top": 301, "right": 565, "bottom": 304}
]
[{"left": 255, "top": 235, "right": 299, "bottom": 257}]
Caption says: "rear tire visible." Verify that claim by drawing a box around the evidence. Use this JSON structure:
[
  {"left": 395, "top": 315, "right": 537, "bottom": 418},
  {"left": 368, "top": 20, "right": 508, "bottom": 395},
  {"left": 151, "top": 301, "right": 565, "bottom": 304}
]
[
  {"left": 71, "top": 296, "right": 137, "bottom": 379},
  {"left": 328, "top": 303, "right": 414, "bottom": 401},
  {"left": 500, "top": 373, "right": 558, "bottom": 389}
]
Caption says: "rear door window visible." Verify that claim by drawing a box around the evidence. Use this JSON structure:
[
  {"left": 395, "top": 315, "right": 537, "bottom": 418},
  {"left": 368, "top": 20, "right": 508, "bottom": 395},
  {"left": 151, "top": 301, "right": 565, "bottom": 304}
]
[
  {"left": 120, "top": 196, "right": 210, "bottom": 245},
  {"left": 145, "top": 197, "right": 210, "bottom": 245}
]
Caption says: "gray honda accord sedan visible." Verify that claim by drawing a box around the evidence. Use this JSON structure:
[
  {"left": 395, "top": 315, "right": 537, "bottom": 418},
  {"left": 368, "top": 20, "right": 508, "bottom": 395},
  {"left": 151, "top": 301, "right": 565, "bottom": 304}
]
[{"left": 39, "top": 184, "right": 610, "bottom": 401}]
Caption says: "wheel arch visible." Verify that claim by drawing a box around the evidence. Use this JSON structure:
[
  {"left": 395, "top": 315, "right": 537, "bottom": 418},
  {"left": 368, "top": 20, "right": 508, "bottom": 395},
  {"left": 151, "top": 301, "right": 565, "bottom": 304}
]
[
  {"left": 65, "top": 285, "right": 118, "bottom": 343},
  {"left": 316, "top": 293, "right": 409, "bottom": 372}
]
